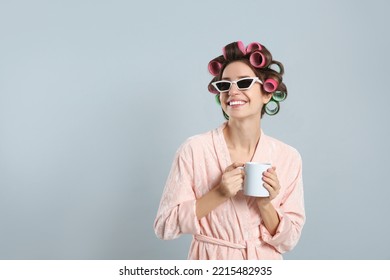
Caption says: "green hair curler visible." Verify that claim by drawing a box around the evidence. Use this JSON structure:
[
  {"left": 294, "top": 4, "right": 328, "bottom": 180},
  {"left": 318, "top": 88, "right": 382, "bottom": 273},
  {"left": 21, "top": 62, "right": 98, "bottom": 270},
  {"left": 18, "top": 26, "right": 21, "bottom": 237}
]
[{"left": 265, "top": 100, "right": 280, "bottom": 115}]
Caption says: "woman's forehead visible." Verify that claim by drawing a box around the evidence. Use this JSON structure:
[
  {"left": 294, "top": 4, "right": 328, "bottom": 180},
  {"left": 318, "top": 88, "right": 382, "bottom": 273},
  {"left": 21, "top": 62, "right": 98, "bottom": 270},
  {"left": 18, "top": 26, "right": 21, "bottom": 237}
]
[{"left": 222, "top": 61, "right": 256, "bottom": 79}]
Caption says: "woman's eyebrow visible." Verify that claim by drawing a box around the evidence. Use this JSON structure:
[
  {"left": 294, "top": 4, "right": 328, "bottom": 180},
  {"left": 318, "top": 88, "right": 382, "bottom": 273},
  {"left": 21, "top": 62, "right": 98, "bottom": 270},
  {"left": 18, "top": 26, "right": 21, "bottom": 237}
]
[{"left": 221, "top": 75, "right": 251, "bottom": 80}]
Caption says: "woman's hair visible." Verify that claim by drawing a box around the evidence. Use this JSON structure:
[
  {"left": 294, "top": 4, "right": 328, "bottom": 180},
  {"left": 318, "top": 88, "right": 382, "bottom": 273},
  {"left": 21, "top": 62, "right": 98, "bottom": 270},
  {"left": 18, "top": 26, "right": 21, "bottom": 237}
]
[{"left": 208, "top": 41, "right": 288, "bottom": 119}]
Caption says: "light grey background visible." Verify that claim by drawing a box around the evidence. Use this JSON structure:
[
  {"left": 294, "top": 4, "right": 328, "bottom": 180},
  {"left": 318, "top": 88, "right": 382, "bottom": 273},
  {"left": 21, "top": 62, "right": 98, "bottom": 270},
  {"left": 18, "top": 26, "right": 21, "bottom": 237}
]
[{"left": 1, "top": 0, "right": 389, "bottom": 259}]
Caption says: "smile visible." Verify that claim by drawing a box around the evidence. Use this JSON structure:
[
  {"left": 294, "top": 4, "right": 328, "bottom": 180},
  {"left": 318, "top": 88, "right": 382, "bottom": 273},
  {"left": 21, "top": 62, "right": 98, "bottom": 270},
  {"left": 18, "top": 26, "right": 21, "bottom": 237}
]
[{"left": 228, "top": 100, "right": 247, "bottom": 106}]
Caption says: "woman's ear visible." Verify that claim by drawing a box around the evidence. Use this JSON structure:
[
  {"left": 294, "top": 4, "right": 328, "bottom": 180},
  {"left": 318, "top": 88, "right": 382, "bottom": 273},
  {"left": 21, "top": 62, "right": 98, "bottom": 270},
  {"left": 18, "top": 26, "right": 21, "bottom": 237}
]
[{"left": 262, "top": 92, "right": 273, "bottom": 104}]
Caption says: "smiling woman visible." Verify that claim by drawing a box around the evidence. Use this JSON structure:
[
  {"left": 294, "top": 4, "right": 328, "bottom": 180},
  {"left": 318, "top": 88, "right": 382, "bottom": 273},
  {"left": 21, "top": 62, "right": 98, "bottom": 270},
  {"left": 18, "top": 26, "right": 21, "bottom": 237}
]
[
  {"left": 217, "top": 62, "right": 271, "bottom": 121},
  {"left": 154, "top": 41, "right": 305, "bottom": 260},
  {"left": 208, "top": 41, "right": 287, "bottom": 118}
]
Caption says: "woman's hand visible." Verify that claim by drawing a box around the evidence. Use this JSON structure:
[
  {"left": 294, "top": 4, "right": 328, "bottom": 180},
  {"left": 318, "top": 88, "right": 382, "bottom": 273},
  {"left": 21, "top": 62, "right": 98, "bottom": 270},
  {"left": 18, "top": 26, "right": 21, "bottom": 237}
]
[
  {"left": 196, "top": 162, "right": 244, "bottom": 219},
  {"left": 218, "top": 162, "right": 245, "bottom": 198},
  {"left": 257, "top": 166, "right": 281, "bottom": 206}
]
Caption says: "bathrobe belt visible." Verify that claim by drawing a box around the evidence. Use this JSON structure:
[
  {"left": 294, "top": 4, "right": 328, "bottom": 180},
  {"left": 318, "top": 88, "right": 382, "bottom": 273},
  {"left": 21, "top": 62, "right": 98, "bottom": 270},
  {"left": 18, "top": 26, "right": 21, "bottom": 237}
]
[{"left": 194, "top": 234, "right": 261, "bottom": 260}]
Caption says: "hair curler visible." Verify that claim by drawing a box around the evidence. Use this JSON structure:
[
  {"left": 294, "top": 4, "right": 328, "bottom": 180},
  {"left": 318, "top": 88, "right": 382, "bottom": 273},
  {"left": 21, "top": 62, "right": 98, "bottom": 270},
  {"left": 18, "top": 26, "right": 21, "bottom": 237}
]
[
  {"left": 208, "top": 82, "right": 219, "bottom": 94},
  {"left": 223, "top": 41, "right": 246, "bottom": 59},
  {"left": 265, "top": 100, "right": 280, "bottom": 115},
  {"left": 237, "top": 41, "right": 247, "bottom": 56},
  {"left": 246, "top": 42, "right": 263, "bottom": 53},
  {"left": 263, "top": 78, "right": 279, "bottom": 93},
  {"left": 249, "top": 51, "right": 267, "bottom": 68},
  {"left": 272, "top": 91, "right": 287, "bottom": 102},
  {"left": 268, "top": 61, "right": 284, "bottom": 75},
  {"left": 208, "top": 60, "right": 222, "bottom": 76},
  {"left": 215, "top": 94, "right": 221, "bottom": 105}
]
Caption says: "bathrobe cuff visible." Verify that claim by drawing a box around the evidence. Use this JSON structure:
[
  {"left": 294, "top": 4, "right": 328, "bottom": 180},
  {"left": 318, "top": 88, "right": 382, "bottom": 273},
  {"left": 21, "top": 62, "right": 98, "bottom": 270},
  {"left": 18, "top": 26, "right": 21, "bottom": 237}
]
[
  {"left": 178, "top": 200, "right": 201, "bottom": 235},
  {"left": 259, "top": 208, "right": 290, "bottom": 250}
]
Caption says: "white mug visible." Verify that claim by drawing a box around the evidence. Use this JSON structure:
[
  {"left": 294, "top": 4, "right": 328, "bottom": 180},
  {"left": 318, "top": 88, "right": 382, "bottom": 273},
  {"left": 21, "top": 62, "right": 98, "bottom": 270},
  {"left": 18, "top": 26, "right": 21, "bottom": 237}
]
[{"left": 243, "top": 162, "right": 271, "bottom": 197}]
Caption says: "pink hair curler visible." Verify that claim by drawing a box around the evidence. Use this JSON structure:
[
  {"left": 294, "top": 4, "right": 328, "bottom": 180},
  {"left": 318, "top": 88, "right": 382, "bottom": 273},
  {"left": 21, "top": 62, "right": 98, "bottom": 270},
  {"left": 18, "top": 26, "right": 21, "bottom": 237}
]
[
  {"left": 208, "top": 82, "right": 219, "bottom": 94},
  {"left": 223, "top": 41, "right": 246, "bottom": 59},
  {"left": 222, "top": 46, "right": 227, "bottom": 59},
  {"left": 246, "top": 42, "right": 262, "bottom": 53},
  {"left": 249, "top": 51, "right": 267, "bottom": 68},
  {"left": 237, "top": 40, "right": 246, "bottom": 56},
  {"left": 208, "top": 60, "right": 222, "bottom": 76},
  {"left": 263, "top": 78, "right": 279, "bottom": 92}
]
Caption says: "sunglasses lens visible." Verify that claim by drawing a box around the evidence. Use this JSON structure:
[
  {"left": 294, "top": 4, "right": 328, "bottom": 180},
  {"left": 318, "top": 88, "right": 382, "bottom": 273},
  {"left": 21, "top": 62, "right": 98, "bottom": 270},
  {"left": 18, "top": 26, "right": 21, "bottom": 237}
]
[
  {"left": 237, "top": 78, "right": 254, "bottom": 89},
  {"left": 215, "top": 82, "right": 231, "bottom": 92}
]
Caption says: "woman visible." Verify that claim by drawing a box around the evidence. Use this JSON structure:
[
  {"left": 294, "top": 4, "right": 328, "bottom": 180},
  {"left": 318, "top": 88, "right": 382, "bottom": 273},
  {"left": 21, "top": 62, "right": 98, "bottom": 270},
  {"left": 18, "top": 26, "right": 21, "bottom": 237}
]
[{"left": 154, "top": 41, "right": 305, "bottom": 260}]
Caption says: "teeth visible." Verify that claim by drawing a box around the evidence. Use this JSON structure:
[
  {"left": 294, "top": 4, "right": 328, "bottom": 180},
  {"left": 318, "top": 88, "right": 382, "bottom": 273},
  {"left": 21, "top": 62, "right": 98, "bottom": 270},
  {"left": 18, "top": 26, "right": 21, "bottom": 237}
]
[{"left": 229, "top": 101, "right": 246, "bottom": 106}]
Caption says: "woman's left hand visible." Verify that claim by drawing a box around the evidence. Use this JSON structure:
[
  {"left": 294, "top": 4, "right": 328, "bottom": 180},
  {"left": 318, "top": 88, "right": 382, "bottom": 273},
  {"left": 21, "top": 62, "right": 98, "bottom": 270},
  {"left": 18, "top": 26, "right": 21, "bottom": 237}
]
[{"left": 257, "top": 166, "right": 281, "bottom": 205}]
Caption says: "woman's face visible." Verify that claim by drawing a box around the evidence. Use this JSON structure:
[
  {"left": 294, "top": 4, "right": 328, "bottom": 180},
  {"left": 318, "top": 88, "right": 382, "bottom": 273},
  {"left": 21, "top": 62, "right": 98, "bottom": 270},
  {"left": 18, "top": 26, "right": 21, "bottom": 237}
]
[{"left": 219, "top": 61, "right": 271, "bottom": 120}]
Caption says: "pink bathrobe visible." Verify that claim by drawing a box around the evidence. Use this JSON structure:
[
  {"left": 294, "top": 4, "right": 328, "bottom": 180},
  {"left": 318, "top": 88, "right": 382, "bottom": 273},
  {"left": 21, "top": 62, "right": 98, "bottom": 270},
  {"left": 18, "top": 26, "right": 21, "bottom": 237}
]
[{"left": 154, "top": 122, "right": 305, "bottom": 260}]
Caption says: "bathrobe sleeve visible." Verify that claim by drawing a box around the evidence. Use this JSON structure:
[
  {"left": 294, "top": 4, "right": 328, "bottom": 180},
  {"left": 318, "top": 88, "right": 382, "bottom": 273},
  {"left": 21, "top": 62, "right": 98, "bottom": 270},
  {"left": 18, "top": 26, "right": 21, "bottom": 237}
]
[
  {"left": 154, "top": 140, "right": 201, "bottom": 240},
  {"left": 259, "top": 152, "right": 306, "bottom": 253}
]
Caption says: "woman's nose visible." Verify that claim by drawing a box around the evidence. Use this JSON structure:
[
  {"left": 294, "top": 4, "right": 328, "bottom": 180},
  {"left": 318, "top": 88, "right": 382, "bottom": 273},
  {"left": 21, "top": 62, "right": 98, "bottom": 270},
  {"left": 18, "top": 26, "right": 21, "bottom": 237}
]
[{"left": 228, "top": 82, "right": 240, "bottom": 95}]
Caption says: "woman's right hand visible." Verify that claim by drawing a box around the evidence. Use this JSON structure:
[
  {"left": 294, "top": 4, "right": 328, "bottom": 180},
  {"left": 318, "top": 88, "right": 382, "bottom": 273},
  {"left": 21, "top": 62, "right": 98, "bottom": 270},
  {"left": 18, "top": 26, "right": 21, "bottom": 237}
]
[{"left": 218, "top": 162, "right": 245, "bottom": 198}]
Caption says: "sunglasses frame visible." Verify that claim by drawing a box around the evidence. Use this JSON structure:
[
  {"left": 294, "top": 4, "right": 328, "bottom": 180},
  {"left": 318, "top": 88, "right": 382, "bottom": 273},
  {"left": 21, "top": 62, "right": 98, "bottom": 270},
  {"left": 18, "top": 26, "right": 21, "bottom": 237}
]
[{"left": 211, "top": 77, "right": 263, "bottom": 93}]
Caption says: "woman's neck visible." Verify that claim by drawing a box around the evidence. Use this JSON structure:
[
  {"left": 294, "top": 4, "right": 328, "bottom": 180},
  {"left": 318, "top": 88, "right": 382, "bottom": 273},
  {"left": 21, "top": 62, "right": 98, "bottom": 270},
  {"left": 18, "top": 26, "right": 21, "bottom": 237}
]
[{"left": 223, "top": 117, "right": 261, "bottom": 153}]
